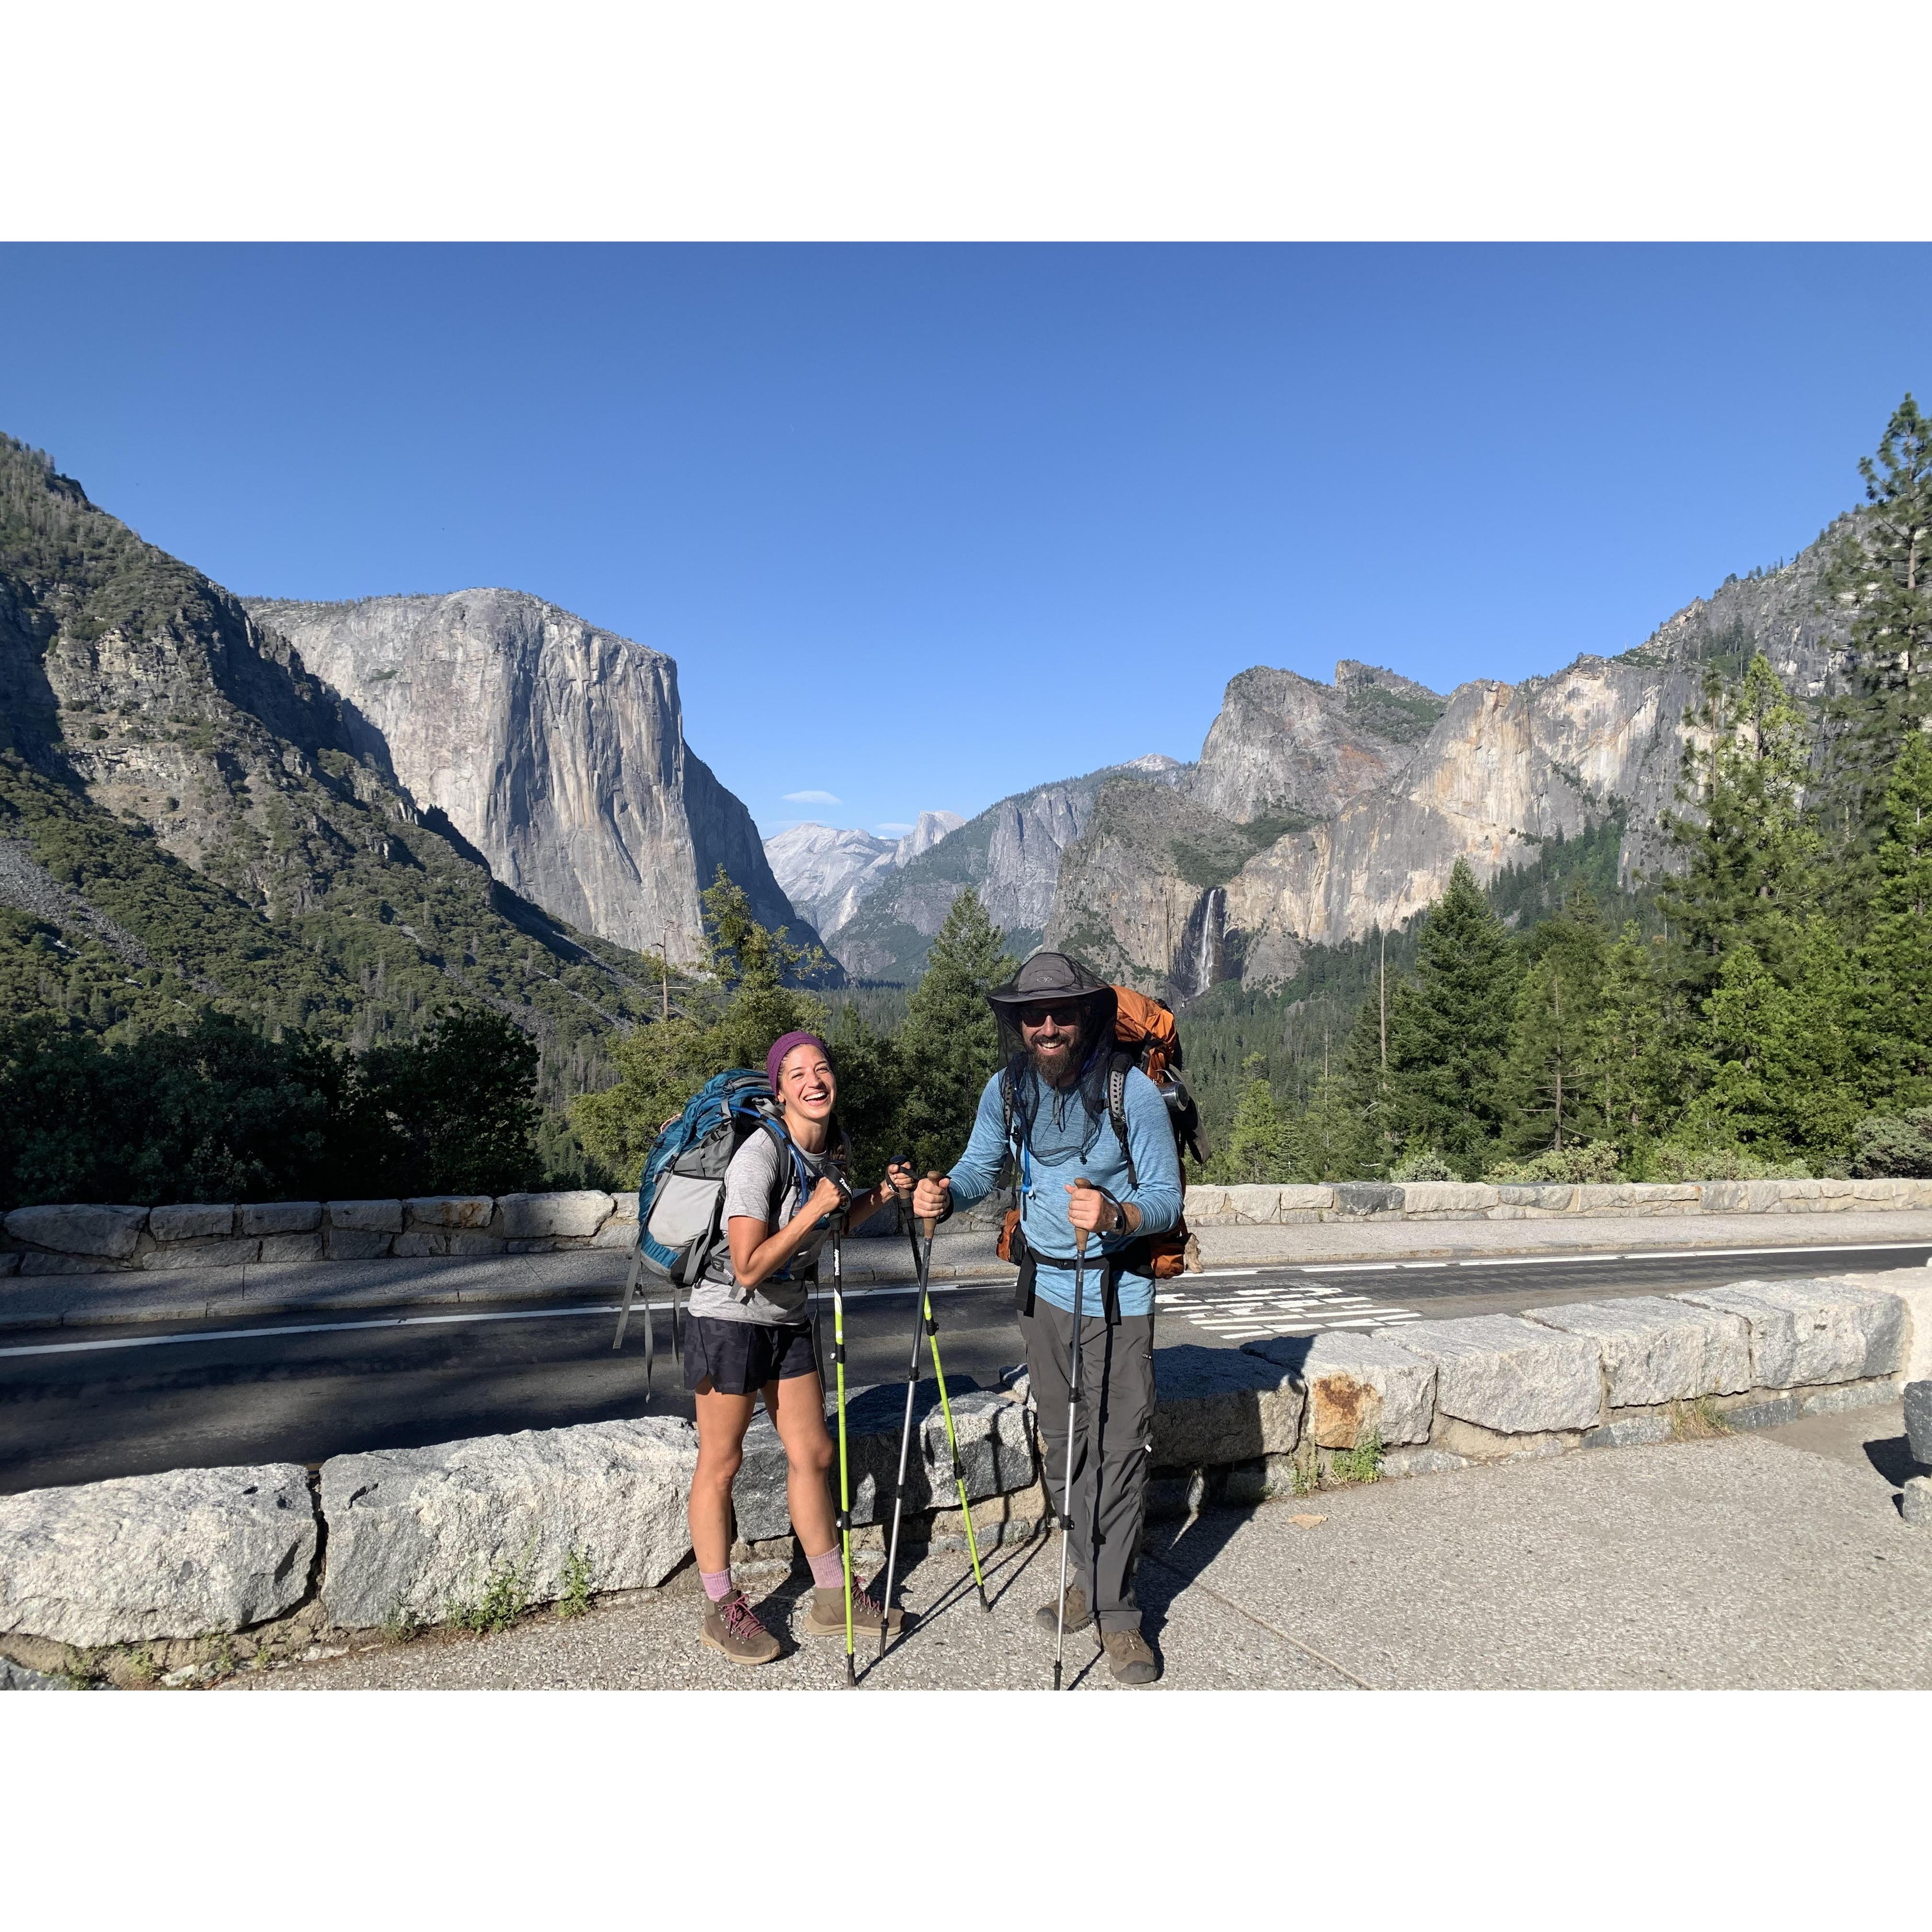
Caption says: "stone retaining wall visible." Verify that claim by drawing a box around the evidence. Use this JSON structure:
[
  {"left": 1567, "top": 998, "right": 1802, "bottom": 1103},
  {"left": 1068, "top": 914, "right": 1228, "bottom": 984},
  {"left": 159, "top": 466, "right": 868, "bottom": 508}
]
[
  {"left": 1186, "top": 1176, "right": 1932, "bottom": 1225},
  {"left": 7, "top": 1177, "right": 1932, "bottom": 1276},
  {"left": 3, "top": 1268, "right": 1927, "bottom": 1679}
]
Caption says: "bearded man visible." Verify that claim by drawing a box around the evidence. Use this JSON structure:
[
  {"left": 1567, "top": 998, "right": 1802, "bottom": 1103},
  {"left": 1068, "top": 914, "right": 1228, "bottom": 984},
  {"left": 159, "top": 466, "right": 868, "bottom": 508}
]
[{"left": 913, "top": 950, "right": 1182, "bottom": 1684}]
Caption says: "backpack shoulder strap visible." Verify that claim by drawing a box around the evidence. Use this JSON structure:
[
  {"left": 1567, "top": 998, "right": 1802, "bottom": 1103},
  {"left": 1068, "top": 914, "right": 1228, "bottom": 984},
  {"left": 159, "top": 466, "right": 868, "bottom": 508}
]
[{"left": 1107, "top": 1049, "right": 1138, "bottom": 1190}]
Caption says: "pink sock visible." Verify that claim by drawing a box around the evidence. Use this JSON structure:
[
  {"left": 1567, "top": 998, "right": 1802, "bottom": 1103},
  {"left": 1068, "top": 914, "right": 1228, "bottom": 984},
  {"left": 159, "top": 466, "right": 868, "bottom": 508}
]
[
  {"left": 701, "top": 1568, "right": 734, "bottom": 1603},
  {"left": 807, "top": 1545, "right": 845, "bottom": 1590}
]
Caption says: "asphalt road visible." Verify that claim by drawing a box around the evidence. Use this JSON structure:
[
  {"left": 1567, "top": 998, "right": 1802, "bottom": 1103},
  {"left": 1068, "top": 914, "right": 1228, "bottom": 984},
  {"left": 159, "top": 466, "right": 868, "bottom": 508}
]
[{"left": 2, "top": 1241, "right": 1925, "bottom": 1494}]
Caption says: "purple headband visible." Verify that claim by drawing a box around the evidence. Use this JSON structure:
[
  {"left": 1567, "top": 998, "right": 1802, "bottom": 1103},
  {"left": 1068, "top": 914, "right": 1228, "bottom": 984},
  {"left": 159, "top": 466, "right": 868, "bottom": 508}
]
[{"left": 766, "top": 1030, "right": 831, "bottom": 1092}]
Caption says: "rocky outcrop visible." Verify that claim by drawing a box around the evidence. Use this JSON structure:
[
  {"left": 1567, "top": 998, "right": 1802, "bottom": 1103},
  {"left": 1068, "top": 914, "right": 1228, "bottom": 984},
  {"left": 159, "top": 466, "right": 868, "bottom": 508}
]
[
  {"left": 1046, "top": 776, "right": 1254, "bottom": 994},
  {"left": 828, "top": 756, "right": 1183, "bottom": 980},
  {"left": 1221, "top": 654, "right": 1701, "bottom": 981},
  {"left": 764, "top": 808, "right": 964, "bottom": 940},
  {"left": 1044, "top": 662, "right": 1445, "bottom": 993},
  {"left": 1192, "top": 662, "right": 1443, "bottom": 825},
  {"left": 247, "top": 592, "right": 807, "bottom": 964}
]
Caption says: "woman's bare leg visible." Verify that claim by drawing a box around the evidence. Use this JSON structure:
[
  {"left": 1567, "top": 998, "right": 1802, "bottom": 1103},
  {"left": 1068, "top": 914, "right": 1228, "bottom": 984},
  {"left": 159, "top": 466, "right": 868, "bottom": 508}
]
[
  {"left": 690, "top": 1382, "right": 759, "bottom": 1576},
  {"left": 767, "top": 1371, "right": 838, "bottom": 1557}
]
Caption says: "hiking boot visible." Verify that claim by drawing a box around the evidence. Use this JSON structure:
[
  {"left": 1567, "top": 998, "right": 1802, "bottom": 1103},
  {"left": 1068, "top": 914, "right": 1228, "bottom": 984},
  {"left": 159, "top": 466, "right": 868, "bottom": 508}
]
[
  {"left": 1033, "top": 1583, "right": 1093, "bottom": 1636},
  {"left": 701, "top": 1589, "right": 781, "bottom": 1667},
  {"left": 803, "top": 1584, "right": 906, "bottom": 1639},
  {"left": 1102, "top": 1626, "right": 1160, "bottom": 1685}
]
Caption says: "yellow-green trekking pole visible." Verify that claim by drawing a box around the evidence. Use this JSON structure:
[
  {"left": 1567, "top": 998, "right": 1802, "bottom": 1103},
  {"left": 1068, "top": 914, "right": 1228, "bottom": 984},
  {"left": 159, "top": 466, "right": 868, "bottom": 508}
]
[
  {"left": 830, "top": 1209, "right": 855, "bottom": 1687},
  {"left": 917, "top": 1172, "right": 990, "bottom": 1613}
]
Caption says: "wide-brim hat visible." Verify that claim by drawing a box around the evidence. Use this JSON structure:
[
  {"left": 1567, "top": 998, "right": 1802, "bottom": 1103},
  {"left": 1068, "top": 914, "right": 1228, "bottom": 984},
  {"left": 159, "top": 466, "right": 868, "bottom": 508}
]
[{"left": 987, "top": 951, "right": 1116, "bottom": 1028}]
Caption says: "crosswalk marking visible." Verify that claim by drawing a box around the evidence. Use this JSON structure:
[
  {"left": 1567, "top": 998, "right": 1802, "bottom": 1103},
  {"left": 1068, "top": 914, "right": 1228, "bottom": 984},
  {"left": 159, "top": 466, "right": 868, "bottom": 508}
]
[{"left": 1156, "top": 1274, "right": 1424, "bottom": 1341}]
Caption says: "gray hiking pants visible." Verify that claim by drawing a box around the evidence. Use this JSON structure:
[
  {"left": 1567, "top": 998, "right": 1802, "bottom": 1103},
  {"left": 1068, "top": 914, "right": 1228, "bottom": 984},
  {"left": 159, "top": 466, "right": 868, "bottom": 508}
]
[{"left": 1020, "top": 1302, "right": 1156, "bottom": 1634}]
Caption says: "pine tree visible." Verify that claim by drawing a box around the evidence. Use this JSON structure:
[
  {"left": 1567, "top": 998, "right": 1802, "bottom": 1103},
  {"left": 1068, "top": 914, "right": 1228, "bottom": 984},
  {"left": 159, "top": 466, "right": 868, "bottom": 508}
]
[
  {"left": 1658, "top": 655, "right": 1821, "bottom": 1002},
  {"left": 1680, "top": 917, "right": 1862, "bottom": 1164},
  {"left": 1858, "top": 730, "right": 1932, "bottom": 1106},
  {"left": 892, "top": 890, "right": 1016, "bottom": 1175},
  {"left": 1287, "top": 1071, "right": 1370, "bottom": 1181},
  {"left": 1819, "top": 394, "right": 1932, "bottom": 883},
  {"left": 1502, "top": 883, "right": 1608, "bottom": 1154},
  {"left": 1386, "top": 858, "right": 1519, "bottom": 1177},
  {"left": 1337, "top": 981, "right": 1400, "bottom": 1177},
  {"left": 1210, "top": 1053, "right": 1292, "bottom": 1184},
  {"left": 1591, "top": 923, "right": 1675, "bottom": 1162}
]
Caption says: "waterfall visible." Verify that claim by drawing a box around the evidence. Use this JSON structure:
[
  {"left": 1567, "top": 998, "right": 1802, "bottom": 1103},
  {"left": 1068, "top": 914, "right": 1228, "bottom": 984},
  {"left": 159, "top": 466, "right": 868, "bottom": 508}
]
[
  {"left": 1174, "top": 885, "right": 1226, "bottom": 999},
  {"left": 1195, "top": 886, "right": 1222, "bottom": 995}
]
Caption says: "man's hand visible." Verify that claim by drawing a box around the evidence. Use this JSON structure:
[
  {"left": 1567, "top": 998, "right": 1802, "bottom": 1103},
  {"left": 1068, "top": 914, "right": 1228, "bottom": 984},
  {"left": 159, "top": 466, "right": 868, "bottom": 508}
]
[
  {"left": 1065, "top": 1182, "right": 1121, "bottom": 1236},
  {"left": 912, "top": 1173, "right": 950, "bottom": 1222}
]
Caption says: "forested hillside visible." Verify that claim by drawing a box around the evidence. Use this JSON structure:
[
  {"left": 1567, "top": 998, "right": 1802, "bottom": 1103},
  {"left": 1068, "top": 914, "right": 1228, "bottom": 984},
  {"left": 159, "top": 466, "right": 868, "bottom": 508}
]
[{"left": 0, "top": 436, "right": 686, "bottom": 1200}]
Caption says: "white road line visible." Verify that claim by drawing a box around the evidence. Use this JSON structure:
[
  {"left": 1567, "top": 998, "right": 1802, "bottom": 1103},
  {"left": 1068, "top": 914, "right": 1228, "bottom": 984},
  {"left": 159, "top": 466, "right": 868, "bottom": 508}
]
[
  {"left": 0, "top": 1302, "right": 627, "bottom": 1361},
  {"left": 1449, "top": 1241, "right": 1932, "bottom": 1268},
  {"left": 1455, "top": 1254, "right": 1626, "bottom": 1266},
  {"left": 0, "top": 1275, "right": 1011, "bottom": 1363}
]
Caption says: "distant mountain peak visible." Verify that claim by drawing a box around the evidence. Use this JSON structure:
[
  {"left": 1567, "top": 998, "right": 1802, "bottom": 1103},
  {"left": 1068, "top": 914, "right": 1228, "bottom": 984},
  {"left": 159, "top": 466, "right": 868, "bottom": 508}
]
[{"left": 763, "top": 808, "right": 964, "bottom": 942}]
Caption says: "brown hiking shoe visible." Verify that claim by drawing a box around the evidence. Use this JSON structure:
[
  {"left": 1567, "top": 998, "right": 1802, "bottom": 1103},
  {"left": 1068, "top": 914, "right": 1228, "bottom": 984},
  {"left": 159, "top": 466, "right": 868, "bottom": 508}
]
[
  {"left": 1102, "top": 1626, "right": 1160, "bottom": 1685},
  {"left": 803, "top": 1584, "right": 906, "bottom": 1639},
  {"left": 1033, "top": 1583, "right": 1093, "bottom": 1636},
  {"left": 701, "top": 1590, "right": 781, "bottom": 1666}
]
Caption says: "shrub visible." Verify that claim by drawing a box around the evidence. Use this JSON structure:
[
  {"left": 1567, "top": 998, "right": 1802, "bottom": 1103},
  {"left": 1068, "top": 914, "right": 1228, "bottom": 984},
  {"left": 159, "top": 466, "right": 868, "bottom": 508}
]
[
  {"left": 1389, "top": 1148, "right": 1456, "bottom": 1182},
  {"left": 1644, "top": 1143, "right": 1812, "bottom": 1183},
  {"left": 1485, "top": 1141, "right": 1622, "bottom": 1184},
  {"left": 1849, "top": 1109, "right": 1932, "bottom": 1179}
]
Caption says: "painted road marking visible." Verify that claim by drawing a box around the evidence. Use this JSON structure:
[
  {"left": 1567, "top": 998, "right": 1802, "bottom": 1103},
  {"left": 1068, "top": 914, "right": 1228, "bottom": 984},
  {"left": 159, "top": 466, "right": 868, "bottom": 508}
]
[
  {"left": 1157, "top": 1277, "right": 1424, "bottom": 1340},
  {"left": 0, "top": 1276, "right": 1012, "bottom": 1363}
]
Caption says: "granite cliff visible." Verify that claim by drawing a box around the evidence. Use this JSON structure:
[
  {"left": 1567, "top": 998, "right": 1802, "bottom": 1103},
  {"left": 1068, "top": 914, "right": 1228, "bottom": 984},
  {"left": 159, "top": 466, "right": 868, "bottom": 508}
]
[
  {"left": 244, "top": 593, "right": 811, "bottom": 966},
  {"left": 1048, "top": 525, "right": 1856, "bottom": 995}
]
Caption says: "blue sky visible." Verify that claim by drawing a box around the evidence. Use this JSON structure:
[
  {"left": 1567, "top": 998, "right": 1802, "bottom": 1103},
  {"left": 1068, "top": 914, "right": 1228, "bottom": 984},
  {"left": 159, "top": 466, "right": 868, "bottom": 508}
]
[{"left": 1, "top": 244, "right": 1927, "bottom": 839}]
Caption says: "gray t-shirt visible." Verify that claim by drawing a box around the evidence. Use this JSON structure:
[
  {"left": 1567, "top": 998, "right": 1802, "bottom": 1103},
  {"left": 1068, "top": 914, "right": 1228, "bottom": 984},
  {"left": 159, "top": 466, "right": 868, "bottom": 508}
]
[{"left": 685, "top": 1127, "right": 835, "bottom": 1326}]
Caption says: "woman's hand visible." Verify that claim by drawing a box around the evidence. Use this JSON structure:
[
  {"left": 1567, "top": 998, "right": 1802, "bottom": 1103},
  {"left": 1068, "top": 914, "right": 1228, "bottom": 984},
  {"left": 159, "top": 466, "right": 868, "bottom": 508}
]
[{"left": 804, "top": 1173, "right": 848, "bottom": 1224}]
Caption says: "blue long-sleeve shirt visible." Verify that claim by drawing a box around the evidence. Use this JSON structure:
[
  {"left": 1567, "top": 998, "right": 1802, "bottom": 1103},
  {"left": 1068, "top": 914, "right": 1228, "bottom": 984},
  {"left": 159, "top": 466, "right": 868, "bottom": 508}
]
[{"left": 947, "top": 1063, "right": 1183, "bottom": 1319}]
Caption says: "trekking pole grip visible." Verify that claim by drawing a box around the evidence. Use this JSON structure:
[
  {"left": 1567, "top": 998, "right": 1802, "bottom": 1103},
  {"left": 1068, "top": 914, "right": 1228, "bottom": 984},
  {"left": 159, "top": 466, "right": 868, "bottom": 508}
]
[
  {"left": 1072, "top": 1176, "right": 1093, "bottom": 1256},
  {"left": 919, "top": 1170, "right": 944, "bottom": 1241}
]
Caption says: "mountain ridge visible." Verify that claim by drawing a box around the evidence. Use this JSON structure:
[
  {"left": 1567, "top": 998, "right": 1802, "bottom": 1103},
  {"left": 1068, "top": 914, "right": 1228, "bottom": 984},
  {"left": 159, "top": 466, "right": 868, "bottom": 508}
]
[{"left": 0, "top": 437, "right": 714, "bottom": 1115}]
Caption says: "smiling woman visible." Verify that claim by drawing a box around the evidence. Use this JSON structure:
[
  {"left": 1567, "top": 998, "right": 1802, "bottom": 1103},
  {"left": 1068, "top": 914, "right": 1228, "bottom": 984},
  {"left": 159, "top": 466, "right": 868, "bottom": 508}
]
[{"left": 679, "top": 1027, "right": 904, "bottom": 1666}]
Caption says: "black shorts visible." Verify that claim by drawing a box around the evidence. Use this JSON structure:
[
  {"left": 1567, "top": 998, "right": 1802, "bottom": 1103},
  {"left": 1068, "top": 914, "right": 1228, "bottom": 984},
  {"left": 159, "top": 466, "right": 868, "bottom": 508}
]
[{"left": 683, "top": 1315, "right": 818, "bottom": 1395}]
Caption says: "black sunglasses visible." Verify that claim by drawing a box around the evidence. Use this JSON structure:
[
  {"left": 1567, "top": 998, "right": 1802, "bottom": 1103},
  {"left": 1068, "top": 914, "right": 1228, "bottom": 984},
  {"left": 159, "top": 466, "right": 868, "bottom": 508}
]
[{"left": 1017, "top": 1002, "right": 1083, "bottom": 1027}]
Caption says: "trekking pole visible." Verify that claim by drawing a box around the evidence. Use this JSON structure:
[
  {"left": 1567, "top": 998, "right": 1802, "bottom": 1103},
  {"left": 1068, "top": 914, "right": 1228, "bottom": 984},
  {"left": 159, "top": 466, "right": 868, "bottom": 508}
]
[
  {"left": 875, "top": 1162, "right": 929, "bottom": 1662},
  {"left": 914, "top": 1171, "right": 990, "bottom": 1614},
  {"left": 1053, "top": 1178, "right": 1094, "bottom": 1691},
  {"left": 830, "top": 1210, "right": 855, "bottom": 1688},
  {"left": 613, "top": 1239, "right": 656, "bottom": 1405}
]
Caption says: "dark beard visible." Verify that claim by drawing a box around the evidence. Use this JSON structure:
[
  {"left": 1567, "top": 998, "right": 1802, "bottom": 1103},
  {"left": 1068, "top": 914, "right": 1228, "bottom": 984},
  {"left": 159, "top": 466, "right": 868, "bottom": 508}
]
[{"left": 1028, "top": 1029, "right": 1082, "bottom": 1089}]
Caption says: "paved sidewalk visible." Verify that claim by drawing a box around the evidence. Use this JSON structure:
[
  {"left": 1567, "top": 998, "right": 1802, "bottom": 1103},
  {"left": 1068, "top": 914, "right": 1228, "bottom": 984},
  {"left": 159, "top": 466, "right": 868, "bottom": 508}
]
[
  {"left": 7, "top": 1209, "right": 1930, "bottom": 1333},
  {"left": 239, "top": 1399, "right": 1932, "bottom": 1692}
]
